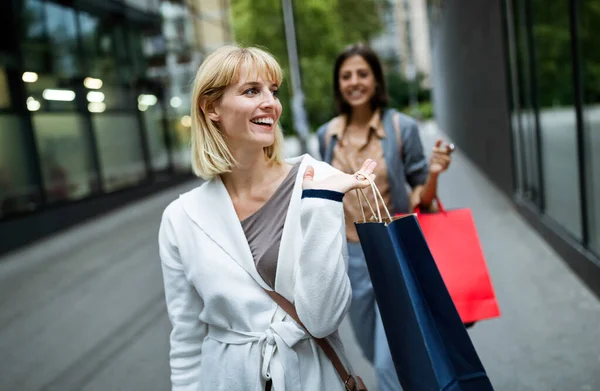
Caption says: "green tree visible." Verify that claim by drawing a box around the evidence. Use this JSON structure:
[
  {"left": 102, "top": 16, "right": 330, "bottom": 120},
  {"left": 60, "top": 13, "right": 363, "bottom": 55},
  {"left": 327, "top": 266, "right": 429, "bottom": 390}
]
[{"left": 231, "top": 0, "right": 383, "bottom": 133}]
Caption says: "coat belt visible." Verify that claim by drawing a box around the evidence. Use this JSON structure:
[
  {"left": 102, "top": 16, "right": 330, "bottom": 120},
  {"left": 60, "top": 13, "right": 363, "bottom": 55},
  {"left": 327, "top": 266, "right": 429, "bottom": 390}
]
[{"left": 207, "top": 321, "right": 310, "bottom": 391}]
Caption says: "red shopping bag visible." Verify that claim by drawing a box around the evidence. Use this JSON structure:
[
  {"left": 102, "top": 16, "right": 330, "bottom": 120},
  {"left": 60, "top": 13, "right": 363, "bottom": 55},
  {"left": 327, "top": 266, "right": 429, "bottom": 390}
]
[{"left": 406, "top": 199, "right": 501, "bottom": 324}]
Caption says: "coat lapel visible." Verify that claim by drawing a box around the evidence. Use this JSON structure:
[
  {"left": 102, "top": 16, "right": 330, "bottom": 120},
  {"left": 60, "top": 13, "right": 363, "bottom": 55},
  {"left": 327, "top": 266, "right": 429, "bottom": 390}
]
[
  {"left": 274, "top": 155, "right": 311, "bottom": 301},
  {"left": 179, "top": 175, "right": 271, "bottom": 290},
  {"left": 179, "top": 154, "right": 316, "bottom": 298}
]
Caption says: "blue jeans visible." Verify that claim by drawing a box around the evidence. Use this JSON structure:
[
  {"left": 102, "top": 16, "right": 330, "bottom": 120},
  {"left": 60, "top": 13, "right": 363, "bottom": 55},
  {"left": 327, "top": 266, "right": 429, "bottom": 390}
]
[{"left": 347, "top": 242, "right": 402, "bottom": 391}]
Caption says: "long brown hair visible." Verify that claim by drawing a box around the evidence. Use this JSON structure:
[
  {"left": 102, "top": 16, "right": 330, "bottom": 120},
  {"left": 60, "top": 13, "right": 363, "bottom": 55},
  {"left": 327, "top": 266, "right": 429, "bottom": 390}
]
[{"left": 333, "top": 43, "right": 389, "bottom": 116}]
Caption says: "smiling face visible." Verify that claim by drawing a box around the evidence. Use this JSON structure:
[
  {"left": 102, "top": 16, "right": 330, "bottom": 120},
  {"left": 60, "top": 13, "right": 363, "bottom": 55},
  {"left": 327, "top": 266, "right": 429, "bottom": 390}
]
[
  {"left": 338, "top": 54, "right": 377, "bottom": 111},
  {"left": 209, "top": 65, "right": 282, "bottom": 151}
]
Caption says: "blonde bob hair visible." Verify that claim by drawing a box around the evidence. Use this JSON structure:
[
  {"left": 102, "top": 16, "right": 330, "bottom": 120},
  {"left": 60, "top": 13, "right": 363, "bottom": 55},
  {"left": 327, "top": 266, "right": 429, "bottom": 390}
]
[{"left": 190, "top": 45, "right": 285, "bottom": 180}]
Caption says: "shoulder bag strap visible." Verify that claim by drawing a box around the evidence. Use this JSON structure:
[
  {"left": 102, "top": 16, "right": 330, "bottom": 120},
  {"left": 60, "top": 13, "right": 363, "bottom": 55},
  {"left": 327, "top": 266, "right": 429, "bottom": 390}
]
[
  {"left": 263, "top": 289, "right": 363, "bottom": 391},
  {"left": 393, "top": 111, "right": 403, "bottom": 159}
]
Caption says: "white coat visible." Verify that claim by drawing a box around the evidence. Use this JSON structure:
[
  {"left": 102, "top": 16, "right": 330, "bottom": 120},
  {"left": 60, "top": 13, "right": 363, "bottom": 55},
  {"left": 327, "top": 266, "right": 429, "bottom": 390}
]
[{"left": 158, "top": 154, "right": 355, "bottom": 391}]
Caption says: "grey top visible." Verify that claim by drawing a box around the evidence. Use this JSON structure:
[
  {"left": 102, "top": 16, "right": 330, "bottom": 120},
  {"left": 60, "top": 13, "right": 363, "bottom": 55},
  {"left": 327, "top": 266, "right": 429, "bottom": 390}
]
[{"left": 241, "top": 163, "right": 300, "bottom": 288}]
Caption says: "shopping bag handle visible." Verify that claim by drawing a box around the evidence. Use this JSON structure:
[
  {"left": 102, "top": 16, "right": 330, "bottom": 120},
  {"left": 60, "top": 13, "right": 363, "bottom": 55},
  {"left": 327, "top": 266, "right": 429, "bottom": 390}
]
[
  {"left": 355, "top": 170, "right": 393, "bottom": 224},
  {"left": 414, "top": 197, "right": 447, "bottom": 215}
]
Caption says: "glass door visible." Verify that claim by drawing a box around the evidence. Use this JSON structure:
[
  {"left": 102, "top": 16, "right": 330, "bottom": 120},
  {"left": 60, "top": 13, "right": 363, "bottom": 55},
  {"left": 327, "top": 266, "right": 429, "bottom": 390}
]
[{"left": 505, "top": 0, "right": 544, "bottom": 207}]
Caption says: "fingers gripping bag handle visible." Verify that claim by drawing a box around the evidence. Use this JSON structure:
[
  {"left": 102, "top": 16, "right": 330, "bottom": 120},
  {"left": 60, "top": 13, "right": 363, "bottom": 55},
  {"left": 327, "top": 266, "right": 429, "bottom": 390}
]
[
  {"left": 354, "top": 170, "right": 393, "bottom": 224},
  {"left": 413, "top": 197, "right": 448, "bottom": 215}
]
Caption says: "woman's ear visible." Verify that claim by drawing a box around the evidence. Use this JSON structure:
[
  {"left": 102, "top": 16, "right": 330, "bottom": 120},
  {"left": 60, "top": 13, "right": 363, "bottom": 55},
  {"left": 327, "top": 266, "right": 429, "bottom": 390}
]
[{"left": 200, "top": 98, "right": 220, "bottom": 123}]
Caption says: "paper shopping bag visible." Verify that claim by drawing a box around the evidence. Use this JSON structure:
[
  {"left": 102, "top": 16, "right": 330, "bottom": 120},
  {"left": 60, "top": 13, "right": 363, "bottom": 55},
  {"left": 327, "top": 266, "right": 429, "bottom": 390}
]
[
  {"left": 413, "top": 201, "right": 500, "bottom": 323},
  {"left": 353, "top": 179, "right": 494, "bottom": 391}
]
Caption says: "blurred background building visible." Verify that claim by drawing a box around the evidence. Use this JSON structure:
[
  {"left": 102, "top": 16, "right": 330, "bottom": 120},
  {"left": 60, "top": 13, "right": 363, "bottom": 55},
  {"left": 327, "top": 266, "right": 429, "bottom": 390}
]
[
  {"left": 428, "top": 0, "right": 600, "bottom": 297},
  {"left": 371, "top": 0, "right": 431, "bottom": 87},
  {"left": 0, "top": 0, "right": 232, "bottom": 254},
  {"left": 396, "top": 0, "right": 431, "bottom": 86}
]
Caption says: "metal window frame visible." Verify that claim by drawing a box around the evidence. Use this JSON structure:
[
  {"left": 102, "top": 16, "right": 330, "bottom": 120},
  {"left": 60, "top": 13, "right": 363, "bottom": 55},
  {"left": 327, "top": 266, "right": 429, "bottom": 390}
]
[
  {"left": 569, "top": 0, "right": 590, "bottom": 247},
  {"left": 521, "top": 0, "right": 546, "bottom": 212},
  {"left": 499, "top": 0, "right": 524, "bottom": 196}
]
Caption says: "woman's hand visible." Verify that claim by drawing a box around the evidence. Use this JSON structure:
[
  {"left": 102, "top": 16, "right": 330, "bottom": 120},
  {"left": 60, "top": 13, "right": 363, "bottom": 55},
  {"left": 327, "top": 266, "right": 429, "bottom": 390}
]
[
  {"left": 303, "top": 159, "right": 377, "bottom": 194},
  {"left": 409, "top": 189, "right": 423, "bottom": 211},
  {"left": 429, "top": 139, "right": 454, "bottom": 175}
]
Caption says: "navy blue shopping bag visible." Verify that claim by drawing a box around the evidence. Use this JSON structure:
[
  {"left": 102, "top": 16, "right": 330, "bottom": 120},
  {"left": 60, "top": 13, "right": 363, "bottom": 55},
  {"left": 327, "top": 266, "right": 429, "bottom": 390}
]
[{"left": 355, "top": 211, "right": 494, "bottom": 391}]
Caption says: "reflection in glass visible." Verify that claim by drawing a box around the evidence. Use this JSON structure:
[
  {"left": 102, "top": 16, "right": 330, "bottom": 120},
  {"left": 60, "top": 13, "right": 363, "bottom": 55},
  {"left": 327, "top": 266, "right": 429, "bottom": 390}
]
[
  {"left": 100, "top": 86, "right": 135, "bottom": 111},
  {"left": 142, "top": 103, "right": 170, "bottom": 172},
  {"left": 168, "top": 115, "right": 192, "bottom": 173},
  {"left": 509, "top": 0, "right": 542, "bottom": 203},
  {"left": 25, "top": 74, "right": 77, "bottom": 111},
  {"left": 0, "top": 117, "right": 41, "bottom": 217},
  {"left": 31, "top": 114, "right": 97, "bottom": 203},
  {"left": 579, "top": 1, "right": 600, "bottom": 255},
  {"left": 22, "top": 0, "right": 46, "bottom": 72},
  {"left": 45, "top": 2, "right": 80, "bottom": 77},
  {"left": 79, "top": 12, "right": 130, "bottom": 82},
  {"left": 531, "top": 0, "right": 582, "bottom": 239},
  {"left": 0, "top": 68, "right": 11, "bottom": 109},
  {"left": 23, "top": 0, "right": 45, "bottom": 40},
  {"left": 92, "top": 114, "right": 147, "bottom": 192},
  {"left": 129, "top": 29, "right": 149, "bottom": 78}
]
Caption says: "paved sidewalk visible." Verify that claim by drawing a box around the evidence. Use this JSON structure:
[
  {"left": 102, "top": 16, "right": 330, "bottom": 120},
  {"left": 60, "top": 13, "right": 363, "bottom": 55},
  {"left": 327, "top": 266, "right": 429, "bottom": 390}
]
[{"left": 1, "top": 123, "right": 599, "bottom": 391}]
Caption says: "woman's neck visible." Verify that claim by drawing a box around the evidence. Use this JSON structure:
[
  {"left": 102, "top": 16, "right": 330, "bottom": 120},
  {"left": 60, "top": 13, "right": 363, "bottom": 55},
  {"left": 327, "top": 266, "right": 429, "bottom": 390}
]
[
  {"left": 220, "top": 148, "right": 285, "bottom": 198},
  {"left": 348, "top": 104, "right": 374, "bottom": 128}
]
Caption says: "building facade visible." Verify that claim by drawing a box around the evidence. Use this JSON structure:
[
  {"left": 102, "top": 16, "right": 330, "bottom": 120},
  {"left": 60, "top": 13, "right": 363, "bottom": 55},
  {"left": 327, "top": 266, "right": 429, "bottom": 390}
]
[
  {"left": 371, "top": 0, "right": 432, "bottom": 83},
  {"left": 395, "top": 0, "right": 432, "bottom": 85},
  {"left": 0, "top": 0, "right": 232, "bottom": 255},
  {"left": 428, "top": 0, "right": 600, "bottom": 297},
  {"left": 370, "top": 0, "right": 402, "bottom": 67}
]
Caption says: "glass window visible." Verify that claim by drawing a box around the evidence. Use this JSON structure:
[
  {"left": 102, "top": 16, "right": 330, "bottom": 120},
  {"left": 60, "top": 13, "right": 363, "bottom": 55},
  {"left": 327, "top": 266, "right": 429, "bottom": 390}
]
[
  {"left": 531, "top": 0, "right": 583, "bottom": 239},
  {"left": 22, "top": 0, "right": 81, "bottom": 77},
  {"left": 79, "top": 12, "right": 135, "bottom": 83},
  {"left": 0, "top": 68, "right": 11, "bottom": 109},
  {"left": 579, "top": 0, "right": 600, "bottom": 255},
  {"left": 507, "top": 0, "right": 543, "bottom": 203},
  {"left": 31, "top": 113, "right": 98, "bottom": 203},
  {"left": 23, "top": 0, "right": 45, "bottom": 41},
  {"left": 91, "top": 114, "right": 147, "bottom": 192},
  {"left": 79, "top": 12, "right": 105, "bottom": 76},
  {"left": 125, "top": 0, "right": 156, "bottom": 12},
  {"left": 45, "top": 2, "right": 80, "bottom": 77},
  {"left": 168, "top": 114, "right": 192, "bottom": 173},
  {"left": 128, "top": 29, "right": 149, "bottom": 78},
  {"left": 79, "top": 12, "right": 118, "bottom": 82},
  {"left": 24, "top": 73, "right": 78, "bottom": 112},
  {"left": 101, "top": 86, "right": 135, "bottom": 111},
  {"left": 141, "top": 98, "right": 169, "bottom": 172},
  {"left": 0, "top": 117, "right": 42, "bottom": 218},
  {"left": 22, "top": 0, "right": 47, "bottom": 73},
  {"left": 113, "top": 25, "right": 135, "bottom": 82}
]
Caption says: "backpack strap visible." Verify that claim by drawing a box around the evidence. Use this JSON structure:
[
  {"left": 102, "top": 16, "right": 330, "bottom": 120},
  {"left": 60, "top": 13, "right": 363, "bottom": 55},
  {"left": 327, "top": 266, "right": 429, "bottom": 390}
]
[
  {"left": 381, "top": 109, "right": 403, "bottom": 159},
  {"left": 388, "top": 109, "right": 402, "bottom": 157},
  {"left": 319, "top": 116, "right": 345, "bottom": 163},
  {"left": 325, "top": 116, "right": 345, "bottom": 149},
  {"left": 393, "top": 111, "right": 402, "bottom": 158}
]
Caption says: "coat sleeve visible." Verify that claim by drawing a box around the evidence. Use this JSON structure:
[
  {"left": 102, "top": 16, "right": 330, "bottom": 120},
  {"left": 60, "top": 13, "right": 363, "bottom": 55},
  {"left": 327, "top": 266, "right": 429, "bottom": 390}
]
[
  {"left": 159, "top": 204, "right": 207, "bottom": 391},
  {"left": 293, "top": 189, "right": 352, "bottom": 338},
  {"left": 401, "top": 119, "right": 429, "bottom": 188}
]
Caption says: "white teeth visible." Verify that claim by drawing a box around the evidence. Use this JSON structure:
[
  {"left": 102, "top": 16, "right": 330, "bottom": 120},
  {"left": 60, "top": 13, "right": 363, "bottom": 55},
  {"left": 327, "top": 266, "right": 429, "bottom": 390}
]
[
  {"left": 350, "top": 91, "right": 362, "bottom": 98},
  {"left": 251, "top": 117, "right": 274, "bottom": 125}
]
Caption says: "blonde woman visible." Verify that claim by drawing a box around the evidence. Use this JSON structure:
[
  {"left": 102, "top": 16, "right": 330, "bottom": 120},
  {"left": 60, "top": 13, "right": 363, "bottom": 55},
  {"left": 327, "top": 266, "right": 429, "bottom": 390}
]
[{"left": 158, "top": 45, "right": 374, "bottom": 391}]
